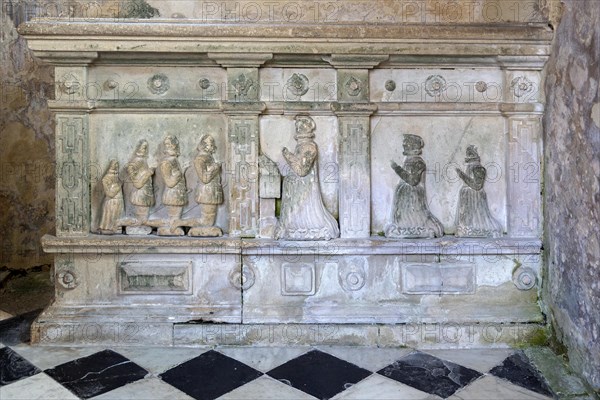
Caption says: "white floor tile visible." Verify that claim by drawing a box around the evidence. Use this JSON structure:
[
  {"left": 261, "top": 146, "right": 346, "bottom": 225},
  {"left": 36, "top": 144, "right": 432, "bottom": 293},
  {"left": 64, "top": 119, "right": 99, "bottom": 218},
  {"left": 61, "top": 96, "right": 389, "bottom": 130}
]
[
  {"left": 449, "top": 375, "right": 552, "bottom": 400},
  {"left": 10, "top": 344, "right": 106, "bottom": 370},
  {"left": 317, "top": 346, "right": 413, "bottom": 371},
  {"left": 423, "top": 348, "right": 515, "bottom": 373},
  {"left": 0, "top": 372, "right": 78, "bottom": 400},
  {"left": 217, "top": 346, "right": 311, "bottom": 372},
  {"left": 115, "top": 346, "right": 209, "bottom": 374},
  {"left": 90, "top": 377, "right": 194, "bottom": 400},
  {"left": 332, "top": 374, "right": 441, "bottom": 400},
  {"left": 218, "top": 375, "right": 317, "bottom": 400}
]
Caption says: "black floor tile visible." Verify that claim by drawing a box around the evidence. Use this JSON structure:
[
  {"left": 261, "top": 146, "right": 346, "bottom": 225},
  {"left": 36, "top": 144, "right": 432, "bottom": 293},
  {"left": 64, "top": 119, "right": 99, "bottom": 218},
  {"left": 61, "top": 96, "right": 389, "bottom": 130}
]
[
  {"left": 44, "top": 349, "right": 148, "bottom": 399},
  {"left": 159, "top": 349, "right": 263, "bottom": 400},
  {"left": 377, "top": 351, "right": 482, "bottom": 398},
  {"left": 0, "top": 309, "right": 43, "bottom": 345},
  {"left": 267, "top": 349, "right": 372, "bottom": 399},
  {"left": 0, "top": 347, "right": 41, "bottom": 386},
  {"left": 490, "top": 351, "right": 554, "bottom": 397}
]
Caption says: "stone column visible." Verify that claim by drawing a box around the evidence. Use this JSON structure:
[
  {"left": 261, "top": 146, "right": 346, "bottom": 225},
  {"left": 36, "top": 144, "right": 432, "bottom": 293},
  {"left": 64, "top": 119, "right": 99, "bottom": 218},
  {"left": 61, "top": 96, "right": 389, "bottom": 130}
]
[
  {"left": 333, "top": 103, "right": 377, "bottom": 238},
  {"left": 507, "top": 116, "right": 543, "bottom": 238},
  {"left": 209, "top": 53, "right": 272, "bottom": 237},
  {"left": 223, "top": 103, "right": 266, "bottom": 237},
  {"left": 499, "top": 59, "right": 545, "bottom": 238},
  {"left": 328, "top": 55, "right": 387, "bottom": 238}
]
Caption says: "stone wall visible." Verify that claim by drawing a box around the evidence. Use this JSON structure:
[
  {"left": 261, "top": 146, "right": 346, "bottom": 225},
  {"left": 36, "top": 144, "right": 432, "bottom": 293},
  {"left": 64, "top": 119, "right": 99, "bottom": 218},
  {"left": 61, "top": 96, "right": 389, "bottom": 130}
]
[
  {"left": 542, "top": 0, "right": 600, "bottom": 392},
  {"left": 0, "top": 2, "right": 54, "bottom": 271}
]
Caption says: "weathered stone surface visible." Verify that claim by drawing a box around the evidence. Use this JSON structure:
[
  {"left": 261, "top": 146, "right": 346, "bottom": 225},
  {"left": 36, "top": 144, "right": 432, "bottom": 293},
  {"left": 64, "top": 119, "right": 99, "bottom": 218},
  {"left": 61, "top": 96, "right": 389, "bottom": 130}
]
[
  {"left": 542, "top": 0, "right": 600, "bottom": 391},
  {"left": 12, "top": 0, "right": 556, "bottom": 350},
  {"left": 0, "top": 8, "right": 54, "bottom": 270}
]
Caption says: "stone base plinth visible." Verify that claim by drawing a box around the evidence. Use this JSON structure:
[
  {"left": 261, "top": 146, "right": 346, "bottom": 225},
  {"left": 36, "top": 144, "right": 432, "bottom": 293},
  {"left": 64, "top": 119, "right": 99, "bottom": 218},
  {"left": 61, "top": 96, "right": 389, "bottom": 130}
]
[{"left": 37, "top": 235, "right": 544, "bottom": 346}]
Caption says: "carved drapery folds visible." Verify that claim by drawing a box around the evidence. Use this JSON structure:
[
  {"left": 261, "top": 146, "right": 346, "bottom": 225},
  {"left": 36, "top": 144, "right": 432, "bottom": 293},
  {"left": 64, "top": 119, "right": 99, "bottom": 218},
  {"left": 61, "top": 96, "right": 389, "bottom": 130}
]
[
  {"left": 385, "top": 134, "right": 444, "bottom": 239},
  {"left": 454, "top": 146, "right": 503, "bottom": 238},
  {"left": 97, "top": 134, "right": 225, "bottom": 237},
  {"left": 275, "top": 115, "right": 340, "bottom": 241}
]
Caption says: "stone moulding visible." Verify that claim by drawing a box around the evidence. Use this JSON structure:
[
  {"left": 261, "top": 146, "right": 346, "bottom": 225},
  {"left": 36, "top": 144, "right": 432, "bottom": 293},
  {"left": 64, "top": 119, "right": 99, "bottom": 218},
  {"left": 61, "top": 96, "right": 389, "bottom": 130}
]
[
  {"left": 42, "top": 235, "right": 541, "bottom": 256},
  {"left": 18, "top": 21, "right": 552, "bottom": 63}
]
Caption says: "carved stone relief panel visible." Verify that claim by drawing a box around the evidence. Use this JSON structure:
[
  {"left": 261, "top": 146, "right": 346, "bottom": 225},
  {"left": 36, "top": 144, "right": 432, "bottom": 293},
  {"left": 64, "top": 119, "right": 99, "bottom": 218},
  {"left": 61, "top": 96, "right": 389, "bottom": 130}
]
[
  {"left": 88, "top": 66, "right": 227, "bottom": 101},
  {"left": 259, "top": 68, "right": 337, "bottom": 102},
  {"left": 507, "top": 117, "right": 542, "bottom": 237},
  {"left": 371, "top": 116, "right": 506, "bottom": 235},
  {"left": 259, "top": 116, "right": 339, "bottom": 221},
  {"left": 56, "top": 114, "right": 89, "bottom": 236},
  {"left": 89, "top": 113, "right": 228, "bottom": 234},
  {"left": 370, "top": 69, "right": 504, "bottom": 103}
]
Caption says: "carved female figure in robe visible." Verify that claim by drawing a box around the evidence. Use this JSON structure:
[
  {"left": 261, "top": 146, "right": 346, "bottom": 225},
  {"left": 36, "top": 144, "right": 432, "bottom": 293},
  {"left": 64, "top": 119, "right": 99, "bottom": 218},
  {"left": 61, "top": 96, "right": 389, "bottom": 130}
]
[
  {"left": 158, "top": 135, "right": 187, "bottom": 236},
  {"left": 189, "top": 134, "right": 224, "bottom": 237},
  {"left": 99, "top": 159, "right": 124, "bottom": 234},
  {"left": 455, "top": 145, "right": 502, "bottom": 238},
  {"left": 276, "top": 115, "right": 339, "bottom": 240},
  {"left": 126, "top": 139, "right": 154, "bottom": 225},
  {"left": 385, "top": 134, "right": 444, "bottom": 238}
]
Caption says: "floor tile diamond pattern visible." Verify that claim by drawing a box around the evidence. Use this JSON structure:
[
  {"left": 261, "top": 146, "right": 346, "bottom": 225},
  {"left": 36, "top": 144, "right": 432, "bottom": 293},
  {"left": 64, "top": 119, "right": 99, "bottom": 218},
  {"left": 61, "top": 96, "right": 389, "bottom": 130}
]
[
  {"left": 0, "top": 343, "right": 559, "bottom": 400},
  {"left": 377, "top": 351, "right": 483, "bottom": 398}
]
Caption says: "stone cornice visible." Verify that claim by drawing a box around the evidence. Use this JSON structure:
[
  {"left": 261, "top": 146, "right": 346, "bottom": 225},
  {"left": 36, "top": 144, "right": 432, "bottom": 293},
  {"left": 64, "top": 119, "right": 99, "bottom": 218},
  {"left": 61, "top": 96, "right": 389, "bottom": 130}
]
[{"left": 20, "top": 20, "right": 553, "bottom": 67}]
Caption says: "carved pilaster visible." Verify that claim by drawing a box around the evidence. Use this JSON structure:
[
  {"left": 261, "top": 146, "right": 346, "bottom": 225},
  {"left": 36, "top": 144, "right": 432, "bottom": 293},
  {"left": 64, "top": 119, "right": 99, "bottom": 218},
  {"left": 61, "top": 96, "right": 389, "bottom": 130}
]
[
  {"left": 333, "top": 103, "right": 377, "bottom": 238},
  {"left": 224, "top": 103, "right": 265, "bottom": 237},
  {"left": 507, "top": 117, "right": 542, "bottom": 237},
  {"left": 55, "top": 113, "right": 89, "bottom": 236}
]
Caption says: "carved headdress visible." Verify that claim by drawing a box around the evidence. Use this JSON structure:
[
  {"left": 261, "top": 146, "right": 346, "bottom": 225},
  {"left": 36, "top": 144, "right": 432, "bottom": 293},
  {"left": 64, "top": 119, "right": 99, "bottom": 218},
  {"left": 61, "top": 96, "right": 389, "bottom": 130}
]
[
  {"left": 465, "top": 145, "right": 480, "bottom": 163},
  {"left": 294, "top": 115, "right": 317, "bottom": 139},
  {"left": 134, "top": 139, "right": 148, "bottom": 157},
  {"left": 402, "top": 134, "right": 424, "bottom": 156},
  {"left": 163, "top": 134, "right": 180, "bottom": 155}
]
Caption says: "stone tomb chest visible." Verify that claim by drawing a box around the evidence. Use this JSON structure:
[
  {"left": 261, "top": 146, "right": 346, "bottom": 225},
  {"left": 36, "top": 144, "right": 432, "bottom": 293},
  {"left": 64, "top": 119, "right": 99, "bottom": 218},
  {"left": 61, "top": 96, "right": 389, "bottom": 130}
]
[{"left": 21, "top": 4, "right": 552, "bottom": 346}]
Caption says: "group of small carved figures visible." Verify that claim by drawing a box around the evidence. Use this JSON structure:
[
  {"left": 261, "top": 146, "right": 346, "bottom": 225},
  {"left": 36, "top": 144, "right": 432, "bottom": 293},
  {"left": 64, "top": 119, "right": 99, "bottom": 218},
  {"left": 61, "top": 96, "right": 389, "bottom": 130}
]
[{"left": 98, "top": 115, "right": 502, "bottom": 239}]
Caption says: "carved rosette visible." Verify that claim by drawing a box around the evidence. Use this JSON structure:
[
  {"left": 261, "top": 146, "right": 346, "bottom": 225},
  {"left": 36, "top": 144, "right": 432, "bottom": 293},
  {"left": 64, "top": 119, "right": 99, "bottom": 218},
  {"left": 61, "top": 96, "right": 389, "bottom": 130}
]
[
  {"left": 425, "top": 75, "right": 447, "bottom": 97},
  {"left": 510, "top": 76, "right": 534, "bottom": 98},
  {"left": 57, "top": 270, "right": 78, "bottom": 290},
  {"left": 198, "top": 78, "right": 211, "bottom": 90},
  {"left": 147, "top": 73, "right": 170, "bottom": 95},
  {"left": 513, "top": 267, "right": 537, "bottom": 290},
  {"left": 104, "top": 79, "right": 118, "bottom": 91},
  {"left": 286, "top": 73, "right": 310, "bottom": 97},
  {"left": 475, "top": 81, "right": 488, "bottom": 93},
  {"left": 338, "top": 262, "right": 366, "bottom": 292},
  {"left": 229, "top": 265, "right": 256, "bottom": 290},
  {"left": 345, "top": 76, "right": 363, "bottom": 97},
  {"left": 385, "top": 80, "right": 397, "bottom": 92}
]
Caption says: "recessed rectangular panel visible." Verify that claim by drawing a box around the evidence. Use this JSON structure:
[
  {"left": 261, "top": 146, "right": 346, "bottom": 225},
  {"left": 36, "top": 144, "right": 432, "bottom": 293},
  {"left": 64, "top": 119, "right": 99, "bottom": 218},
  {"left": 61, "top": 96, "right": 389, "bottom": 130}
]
[
  {"left": 402, "top": 263, "right": 475, "bottom": 294},
  {"left": 281, "top": 262, "right": 316, "bottom": 296},
  {"left": 119, "top": 261, "right": 192, "bottom": 295}
]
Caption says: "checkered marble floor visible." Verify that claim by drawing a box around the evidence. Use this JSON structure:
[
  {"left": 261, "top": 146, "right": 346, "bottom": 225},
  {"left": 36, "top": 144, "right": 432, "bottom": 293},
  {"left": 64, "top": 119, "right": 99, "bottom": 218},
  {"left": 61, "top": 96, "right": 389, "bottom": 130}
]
[
  {"left": 0, "top": 342, "right": 556, "bottom": 400},
  {"left": 0, "top": 310, "right": 562, "bottom": 400}
]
